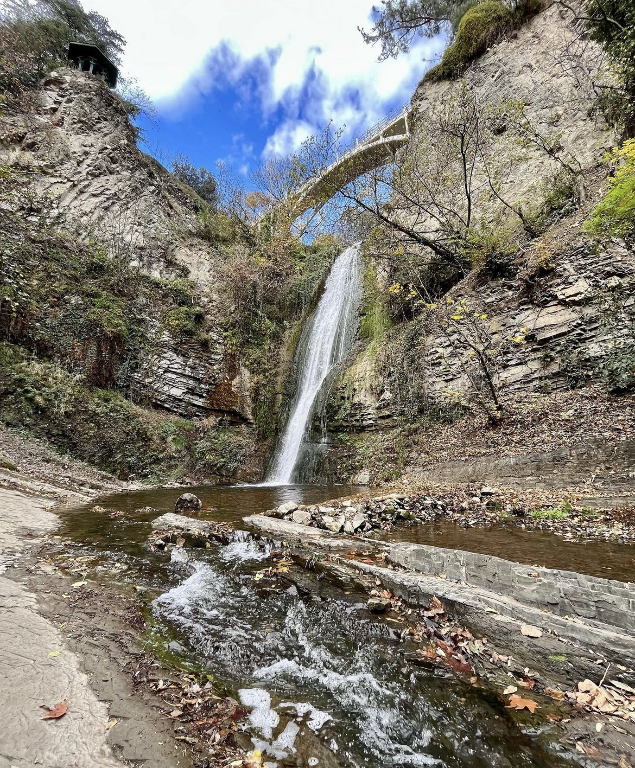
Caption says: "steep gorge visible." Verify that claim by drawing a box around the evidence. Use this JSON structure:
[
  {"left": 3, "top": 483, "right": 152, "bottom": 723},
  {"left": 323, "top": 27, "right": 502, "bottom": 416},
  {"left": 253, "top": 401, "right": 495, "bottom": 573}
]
[
  {"left": 0, "top": 67, "right": 340, "bottom": 481},
  {"left": 0, "top": 1, "right": 633, "bottom": 491}
]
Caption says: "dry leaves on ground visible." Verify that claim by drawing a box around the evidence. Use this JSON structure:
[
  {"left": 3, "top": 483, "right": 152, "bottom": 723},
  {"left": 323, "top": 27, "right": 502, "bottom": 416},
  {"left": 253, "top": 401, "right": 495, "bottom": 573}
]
[
  {"left": 566, "top": 679, "right": 635, "bottom": 720},
  {"left": 507, "top": 694, "right": 539, "bottom": 713},
  {"left": 41, "top": 700, "right": 68, "bottom": 720}
]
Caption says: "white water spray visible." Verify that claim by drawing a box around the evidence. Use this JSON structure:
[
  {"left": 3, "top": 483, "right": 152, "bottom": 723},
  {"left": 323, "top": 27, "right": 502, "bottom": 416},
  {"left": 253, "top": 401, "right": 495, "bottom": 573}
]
[{"left": 266, "top": 244, "right": 363, "bottom": 485}]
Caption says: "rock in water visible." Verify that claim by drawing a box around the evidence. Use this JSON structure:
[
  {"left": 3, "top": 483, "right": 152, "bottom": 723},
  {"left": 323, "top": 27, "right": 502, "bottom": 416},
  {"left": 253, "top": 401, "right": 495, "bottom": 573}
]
[
  {"left": 367, "top": 597, "right": 390, "bottom": 613},
  {"left": 175, "top": 493, "right": 202, "bottom": 513},
  {"left": 292, "top": 509, "right": 312, "bottom": 525},
  {"left": 278, "top": 501, "right": 299, "bottom": 516}
]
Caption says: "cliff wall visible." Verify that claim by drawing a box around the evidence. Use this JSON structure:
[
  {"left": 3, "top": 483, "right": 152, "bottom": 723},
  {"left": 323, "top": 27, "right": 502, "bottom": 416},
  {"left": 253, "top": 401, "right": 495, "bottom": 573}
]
[
  {"left": 0, "top": 69, "right": 253, "bottom": 427},
  {"left": 323, "top": 3, "right": 635, "bottom": 485}
]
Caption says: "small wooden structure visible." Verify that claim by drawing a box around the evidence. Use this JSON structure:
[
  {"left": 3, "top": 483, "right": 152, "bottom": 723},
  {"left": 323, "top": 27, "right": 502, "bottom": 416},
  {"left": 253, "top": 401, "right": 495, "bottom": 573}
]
[{"left": 68, "top": 42, "right": 118, "bottom": 88}]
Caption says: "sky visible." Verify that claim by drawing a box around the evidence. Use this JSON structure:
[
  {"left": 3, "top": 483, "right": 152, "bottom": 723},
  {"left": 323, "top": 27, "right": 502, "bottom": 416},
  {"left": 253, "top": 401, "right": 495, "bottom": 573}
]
[{"left": 83, "top": 0, "right": 445, "bottom": 180}]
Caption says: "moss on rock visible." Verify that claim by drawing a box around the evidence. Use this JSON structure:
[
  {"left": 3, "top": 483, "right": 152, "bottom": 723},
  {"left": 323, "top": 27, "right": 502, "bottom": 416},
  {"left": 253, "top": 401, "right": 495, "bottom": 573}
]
[{"left": 425, "top": 0, "right": 543, "bottom": 83}]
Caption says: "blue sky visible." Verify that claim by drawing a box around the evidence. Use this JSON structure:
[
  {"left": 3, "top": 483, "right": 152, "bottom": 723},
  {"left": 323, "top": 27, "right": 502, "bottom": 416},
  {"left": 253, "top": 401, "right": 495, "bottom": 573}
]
[{"left": 84, "top": 0, "right": 445, "bottom": 182}]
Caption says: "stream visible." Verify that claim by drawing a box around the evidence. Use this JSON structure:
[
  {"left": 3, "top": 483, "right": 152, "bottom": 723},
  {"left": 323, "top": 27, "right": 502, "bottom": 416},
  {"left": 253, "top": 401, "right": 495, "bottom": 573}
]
[{"left": 55, "top": 484, "right": 635, "bottom": 768}]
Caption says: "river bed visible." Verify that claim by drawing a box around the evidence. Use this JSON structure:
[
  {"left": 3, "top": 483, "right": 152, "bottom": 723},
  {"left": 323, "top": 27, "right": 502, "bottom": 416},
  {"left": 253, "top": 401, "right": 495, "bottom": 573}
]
[{"left": 56, "top": 483, "right": 635, "bottom": 768}]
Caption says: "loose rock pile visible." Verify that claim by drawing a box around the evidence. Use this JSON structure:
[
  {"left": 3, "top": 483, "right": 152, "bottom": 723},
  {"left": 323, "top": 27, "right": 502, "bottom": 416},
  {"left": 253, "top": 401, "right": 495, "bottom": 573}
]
[
  {"left": 265, "top": 493, "right": 416, "bottom": 534},
  {"left": 266, "top": 485, "right": 635, "bottom": 543}
]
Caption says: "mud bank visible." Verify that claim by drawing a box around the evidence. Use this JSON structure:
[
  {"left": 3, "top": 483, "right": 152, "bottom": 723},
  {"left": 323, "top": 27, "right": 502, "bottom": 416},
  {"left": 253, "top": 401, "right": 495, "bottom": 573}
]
[{"left": 0, "top": 489, "right": 129, "bottom": 768}]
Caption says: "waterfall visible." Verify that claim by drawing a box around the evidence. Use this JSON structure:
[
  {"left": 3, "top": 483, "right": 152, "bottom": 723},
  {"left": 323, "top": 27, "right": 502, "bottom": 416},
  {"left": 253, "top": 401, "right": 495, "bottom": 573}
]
[{"left": 265, "top": 243, "right": 363, "bottom": 485}]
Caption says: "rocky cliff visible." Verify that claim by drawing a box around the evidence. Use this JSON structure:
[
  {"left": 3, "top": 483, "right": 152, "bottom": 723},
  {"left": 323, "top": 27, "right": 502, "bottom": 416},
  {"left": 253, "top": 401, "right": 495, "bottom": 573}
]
[
  {"left": 323, "top": 3, "right": 635, "bottom": 485},
  {"left": 0, "top": 68, "right": 255, "bottom": 426}
]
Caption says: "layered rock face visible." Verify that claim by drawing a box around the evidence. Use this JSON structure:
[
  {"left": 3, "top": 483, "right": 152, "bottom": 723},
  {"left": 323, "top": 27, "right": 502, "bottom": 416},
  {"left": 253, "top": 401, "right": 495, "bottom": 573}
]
[
  {"left": 2, "top": 69, "right": 215, "bottom": 283},
  {"left": 326, "top": 4, "right": 633, "bottom": 436},
  {"left": 411, "top": 3, "right": 613, "bottom": 206},
  {"left": 0, "top": 69, "right": 253, "bottom": 424}
]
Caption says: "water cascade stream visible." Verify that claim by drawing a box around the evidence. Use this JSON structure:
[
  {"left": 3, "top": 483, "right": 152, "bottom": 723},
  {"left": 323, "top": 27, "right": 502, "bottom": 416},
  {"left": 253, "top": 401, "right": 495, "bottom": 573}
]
[
  {"left": 60, "top": 486, "right": 620, "bottom": 767},
  {"left": 266, "top": 243, "right": 363, "bottom": 485}
]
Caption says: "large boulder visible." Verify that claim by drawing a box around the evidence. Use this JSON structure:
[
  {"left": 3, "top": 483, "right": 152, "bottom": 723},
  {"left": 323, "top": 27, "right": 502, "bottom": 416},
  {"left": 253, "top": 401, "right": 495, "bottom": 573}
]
[{"left": 175, "top": 493, "right": 202, "bottom": 513}]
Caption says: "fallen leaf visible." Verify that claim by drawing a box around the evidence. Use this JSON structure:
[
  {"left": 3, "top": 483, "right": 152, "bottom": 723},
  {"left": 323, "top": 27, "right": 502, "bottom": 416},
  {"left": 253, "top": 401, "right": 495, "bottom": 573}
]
[
  {"left": 596, "top": 722, "right": 604, "bottom": 732},
  {"left": 520, "top": 625, "right": 543, "bottom": 638},
  {"left": 446, "top": 655, "right": 472, "bottom": 674},
  {"left": 41, "top": 700, "right": 68, "bottom": 720},
  {"left": 545, "top": 687, "right": 565, "bottom": 700},
  {"left": 579, "top": 679, "right": 598, "bottom": 694},
  {"left": 71, "top": 580, "right": 87, "bottom": 589},
  {"left": 507, "top": 694, "right": 539, "bottom": 713},
  {"left": 48, "top": 650, "right": 60, "bottom": 658},
  {"left": 106, "top": 717, "right": 118, "bottom": 730},
  {"left": 576, "top": 743, "right": 600, "bottom": 758},
  {"left": 503, "top": 685, "right": 518, "bottom": 695},
  {"left": 168, "top": 709, "right": 183, "bottom": 718}
]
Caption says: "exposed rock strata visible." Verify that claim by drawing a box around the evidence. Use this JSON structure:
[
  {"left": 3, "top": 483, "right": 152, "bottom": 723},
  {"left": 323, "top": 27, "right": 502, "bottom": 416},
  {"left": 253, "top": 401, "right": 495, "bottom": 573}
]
[
  {"left": 0, "top": 69, "right": 255, "bottom": 424},
  {"left": 245, "top": 514, "right": 635, "bottom": 670}
]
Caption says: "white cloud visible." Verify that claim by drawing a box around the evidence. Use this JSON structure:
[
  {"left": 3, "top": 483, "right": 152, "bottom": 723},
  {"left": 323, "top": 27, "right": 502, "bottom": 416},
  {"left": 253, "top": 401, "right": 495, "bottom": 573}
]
[
  {"left": 84, "top": 0, "right": 444, "bottom": 155},
  {"left": 263, "top": 120, "right": 314, "bottom": 157}
]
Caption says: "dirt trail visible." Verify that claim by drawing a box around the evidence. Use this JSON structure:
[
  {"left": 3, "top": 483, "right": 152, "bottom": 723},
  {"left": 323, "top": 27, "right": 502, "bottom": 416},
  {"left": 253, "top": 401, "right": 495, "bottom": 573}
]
[{"left": 0, "top": 479, "right": 191, "bottom": 768}]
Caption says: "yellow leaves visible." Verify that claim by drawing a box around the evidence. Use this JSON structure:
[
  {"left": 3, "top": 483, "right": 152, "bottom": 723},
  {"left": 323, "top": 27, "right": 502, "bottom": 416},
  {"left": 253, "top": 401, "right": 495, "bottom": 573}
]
[
  {"left": 451, "top": 314, "right": 463, "bottom": 321},
  {"left": 425, "top": 303, "right": 438, "bottom": 310},
  {"left": 245, "top": 749, "right": 263, "bottom": 767},
  {"left": 388, "top": 282, "right": 403, "bottom": 295},
  {"left": 509, "top": 335, "right": 526, "bottom": 344}
]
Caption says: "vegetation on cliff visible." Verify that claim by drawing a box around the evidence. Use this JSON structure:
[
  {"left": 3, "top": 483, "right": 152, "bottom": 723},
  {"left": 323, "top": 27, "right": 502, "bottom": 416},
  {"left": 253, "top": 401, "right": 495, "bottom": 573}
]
[
  {"left": 1, "top": 0, "right": 634, "bottom": 487},
  {"left": 0, "top": 0, "right": 124, "bottom": 113},
  {"left": 424, "top": 0, "right": 544, "bottom": 81}
]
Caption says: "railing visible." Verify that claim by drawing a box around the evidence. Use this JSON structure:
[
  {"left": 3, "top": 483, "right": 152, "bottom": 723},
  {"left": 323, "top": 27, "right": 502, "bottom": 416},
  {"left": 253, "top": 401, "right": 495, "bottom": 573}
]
[
  {"left": 291, "top": 104, "right": 411, "bottom": 207},
  {"left": 327, "top": 104, "right": 410, "bottom": 167},
  {"left": 355, "top": 103, "right": 409, "bottom": 147}
]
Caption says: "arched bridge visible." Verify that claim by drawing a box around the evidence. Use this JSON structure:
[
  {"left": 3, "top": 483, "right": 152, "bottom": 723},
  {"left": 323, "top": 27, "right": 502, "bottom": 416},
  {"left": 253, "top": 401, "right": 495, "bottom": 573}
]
[{"left": 289, "top": 106, "right": 411, "bottom": 218}]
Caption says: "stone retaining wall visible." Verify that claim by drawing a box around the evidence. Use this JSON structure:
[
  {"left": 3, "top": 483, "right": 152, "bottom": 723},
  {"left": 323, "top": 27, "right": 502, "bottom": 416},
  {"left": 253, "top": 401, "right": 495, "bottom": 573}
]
[{"left": 389, "top": 542, "right": 635, "bottom": 634}]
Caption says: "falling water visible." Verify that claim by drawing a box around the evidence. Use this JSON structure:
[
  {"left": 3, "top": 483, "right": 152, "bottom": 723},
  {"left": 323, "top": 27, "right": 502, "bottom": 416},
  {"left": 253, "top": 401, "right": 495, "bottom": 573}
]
[{"left": 266, "top": 243, "right": 363, "bottom": 485}]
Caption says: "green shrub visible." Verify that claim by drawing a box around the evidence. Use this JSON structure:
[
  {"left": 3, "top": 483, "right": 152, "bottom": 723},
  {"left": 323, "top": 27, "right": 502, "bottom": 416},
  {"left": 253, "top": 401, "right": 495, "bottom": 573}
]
[
  {"left": 525, "top": 169, "right": 580, "bottom": 234},
  {"left": 163, "top": 305, "right": 207, "bottom": 341},
  {"left": 461, "top": 225, "right": 520, "bottom": 278},
  {"left": 85, "top": 290, "right": 129, "bottom": 339},
  {"left": 426, "top": 1, "right": 514, "bottom": 81},
  {"left": 196, "top": 209, "right": 239, "bottom": 244},
  {"left": 585, "top": 0, "right": 635, "bottom": 136},
  {"left": 585, "top": 139, "right": 635, "bottom": 239},
  {"left": 530, "top": 501, "right": 572, "bottom": 520},
  {"left": 194, "top": 427, "right": 253, "bottom": 477}
]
